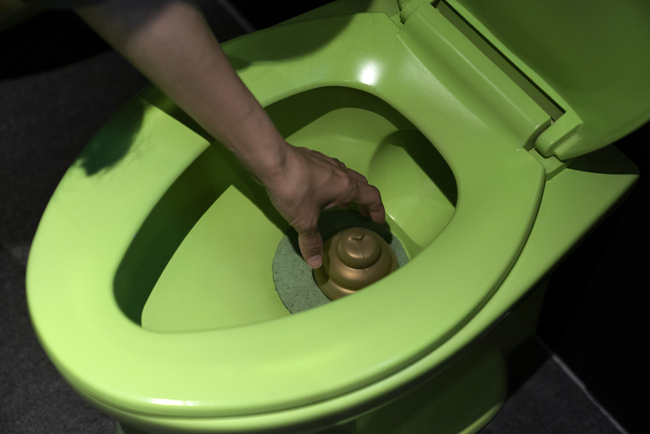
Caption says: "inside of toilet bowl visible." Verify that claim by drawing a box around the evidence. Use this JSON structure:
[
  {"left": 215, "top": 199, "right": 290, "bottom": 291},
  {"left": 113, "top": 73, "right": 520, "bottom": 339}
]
[{"left": 113, "top": 86, "right": 457, "bottom": 333}]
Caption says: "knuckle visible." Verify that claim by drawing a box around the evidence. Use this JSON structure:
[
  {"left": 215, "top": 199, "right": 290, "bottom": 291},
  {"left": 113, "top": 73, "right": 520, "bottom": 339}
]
[{"left": 339, "top": 175, "right": 355, "bottom": 192}]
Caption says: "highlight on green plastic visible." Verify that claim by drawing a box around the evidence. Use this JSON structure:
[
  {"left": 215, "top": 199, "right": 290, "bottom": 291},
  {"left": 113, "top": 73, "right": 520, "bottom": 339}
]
[{"left": 25, "top": 1, "right": 647, "bottom": 433}]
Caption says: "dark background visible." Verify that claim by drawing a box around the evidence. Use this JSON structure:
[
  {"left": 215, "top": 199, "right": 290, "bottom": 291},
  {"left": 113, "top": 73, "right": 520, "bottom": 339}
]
[{"left": 1, "top": 1, "right": 647, "bottom": 433}]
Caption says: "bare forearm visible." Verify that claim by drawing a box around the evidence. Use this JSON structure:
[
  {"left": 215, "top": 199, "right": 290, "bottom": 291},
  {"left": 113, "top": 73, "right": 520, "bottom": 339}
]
[
  {"left": 75, "top": 0, "right": 385, "bottom": 268},
  {"left": 75, "top": 0, "right": 288, "bottom": 182}
]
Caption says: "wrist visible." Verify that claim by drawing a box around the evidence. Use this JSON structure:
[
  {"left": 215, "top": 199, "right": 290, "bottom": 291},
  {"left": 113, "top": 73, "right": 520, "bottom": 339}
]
[{"left": 237, "top": 137, "right": 292, "bottom": 187}]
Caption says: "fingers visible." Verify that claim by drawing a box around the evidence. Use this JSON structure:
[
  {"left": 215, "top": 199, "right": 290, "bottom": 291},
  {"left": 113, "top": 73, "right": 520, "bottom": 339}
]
[
  {"left": 357, "top": 203, "right": 370, "bottom": 217},
  {"left": 266, "top": 145, "right": 384, "bottom": 270},
  {"left": 352, "top": 182, "right": 385, "bottom": 224},
  {"left": 297, "top": 226, "right": 324, "bottom": 269},
  {"left": 345, "top": 168, "right": 368, "bottom": 184},
  {"left": 330, "top": 162, "right": 384, "bottom": 224},
  {"left": 294, "top": 173, "right": 382, "bottom": 270}
]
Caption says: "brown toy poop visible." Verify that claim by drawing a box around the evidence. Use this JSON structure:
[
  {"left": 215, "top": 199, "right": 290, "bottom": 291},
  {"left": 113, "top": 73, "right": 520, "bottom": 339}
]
[{"left": 314, "top": 227, "right": 398, "bottom": 300}]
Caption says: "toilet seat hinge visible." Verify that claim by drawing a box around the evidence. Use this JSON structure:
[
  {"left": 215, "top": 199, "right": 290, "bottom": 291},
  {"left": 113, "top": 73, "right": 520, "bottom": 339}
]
[
  {"left": 398, "top": 0, "right": 435, "bottom": 23},
  {"left": 400, "top": 1, "right": 586, "bottom": 161},
  {"left": 398, "top": 1, "right": 554, "bottom": 149}
]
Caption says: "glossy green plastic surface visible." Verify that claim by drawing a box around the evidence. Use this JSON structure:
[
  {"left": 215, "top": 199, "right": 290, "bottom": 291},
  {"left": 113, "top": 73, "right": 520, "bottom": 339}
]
[
  {"left": 25, "top": 1, "right": 641, "bottom": 433},
  {"left": 28, "top": 8, "right": 546, "bottom": 422},
  {"left": 449, "top": 0, "right": 650, "bottom": 160}
]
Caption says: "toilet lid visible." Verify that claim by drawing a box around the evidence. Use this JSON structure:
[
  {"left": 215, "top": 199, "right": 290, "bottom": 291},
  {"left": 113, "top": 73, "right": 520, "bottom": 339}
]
[
  {"left": 27, "top": 11, "right": 547, "bottom": 424},
  {"left": 446, "top": 0, "right": 650, "bottom": 159}
]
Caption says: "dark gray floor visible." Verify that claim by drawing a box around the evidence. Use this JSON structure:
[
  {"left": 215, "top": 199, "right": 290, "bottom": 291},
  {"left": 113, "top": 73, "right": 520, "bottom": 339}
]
[{"left": 0, "top": 2, "right": 628, "bottom": 434}]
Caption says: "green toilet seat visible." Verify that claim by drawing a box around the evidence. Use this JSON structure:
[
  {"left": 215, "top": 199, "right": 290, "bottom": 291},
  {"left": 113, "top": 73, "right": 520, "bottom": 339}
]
[{"left": 27, "top": 10, "right": 548, "bottom": 429}]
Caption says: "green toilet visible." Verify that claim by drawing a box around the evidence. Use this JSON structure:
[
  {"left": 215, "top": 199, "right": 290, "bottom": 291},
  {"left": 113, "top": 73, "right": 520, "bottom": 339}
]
[{"left": 26, "top": 1, "right": 650, "bottom": 433}]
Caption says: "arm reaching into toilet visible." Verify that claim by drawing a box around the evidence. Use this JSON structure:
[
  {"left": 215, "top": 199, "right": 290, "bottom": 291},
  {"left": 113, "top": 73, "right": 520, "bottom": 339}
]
[{"left": 74, "top": 0, "right": 385, "bottom": 269}]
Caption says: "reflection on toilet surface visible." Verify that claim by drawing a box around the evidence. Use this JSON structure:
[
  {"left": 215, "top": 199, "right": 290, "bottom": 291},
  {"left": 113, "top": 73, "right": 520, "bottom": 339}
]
[
  {"left": 120, "top": 87, "right": 457, "bottom": 333},
  {"left": 25, "top": 1, "right": 650, "bottom": 433}
]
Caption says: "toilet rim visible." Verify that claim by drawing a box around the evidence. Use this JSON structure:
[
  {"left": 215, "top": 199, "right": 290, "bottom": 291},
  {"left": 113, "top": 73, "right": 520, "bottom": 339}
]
[{"left": 26, "top": 13, "right": 546, "bottom": 420}]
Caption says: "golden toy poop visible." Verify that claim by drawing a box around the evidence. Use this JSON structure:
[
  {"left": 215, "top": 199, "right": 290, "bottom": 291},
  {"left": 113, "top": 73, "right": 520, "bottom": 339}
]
[{"left": 315, "top": 227, "right": 399, "bottom": 300}]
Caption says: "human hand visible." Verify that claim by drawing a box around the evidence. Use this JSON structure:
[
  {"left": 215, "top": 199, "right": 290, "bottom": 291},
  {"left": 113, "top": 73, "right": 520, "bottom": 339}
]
[
  {"left": 75, "top": 1, "right": 384, "bottom": 268},
  {"left": 262, "top": 144, "right": 385, "bottom": 269}
]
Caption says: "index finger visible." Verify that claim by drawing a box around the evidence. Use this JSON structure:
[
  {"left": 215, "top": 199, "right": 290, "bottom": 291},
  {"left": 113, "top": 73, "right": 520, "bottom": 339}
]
[{"left": 352, "top": 182, "right": 385, "bottom": 224}]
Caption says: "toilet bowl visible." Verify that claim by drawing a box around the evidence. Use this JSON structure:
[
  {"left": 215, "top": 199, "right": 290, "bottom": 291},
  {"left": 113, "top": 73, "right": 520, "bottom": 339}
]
[{"left": 26, "top": 1, "right": 650, "bottom": 433}]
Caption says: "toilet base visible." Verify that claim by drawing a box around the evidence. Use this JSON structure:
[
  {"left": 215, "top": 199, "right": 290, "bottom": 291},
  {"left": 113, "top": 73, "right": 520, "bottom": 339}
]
[
  {"left": 351, "top": 283, "right": 546, "bottom": 434},
  {"left": 117, "top": 422, "right": 147, "bottom": 434},
  {"left": 113, "top": 284, "right": 545, "bottom": 434},
  {"left": 117, "top": 421, "right": 358, "bottom": 434},
  {"left": 116, "top": 351, "right": 504, "bottom": 434},
  {"left": 353, "top": 347, "right": 506, "bottom": 434}
]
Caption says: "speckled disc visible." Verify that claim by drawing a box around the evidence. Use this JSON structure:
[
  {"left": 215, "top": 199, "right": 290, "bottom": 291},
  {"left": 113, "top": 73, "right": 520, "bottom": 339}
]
[{"left": 272, "top": 210, "right": 409, "bottom": 314}]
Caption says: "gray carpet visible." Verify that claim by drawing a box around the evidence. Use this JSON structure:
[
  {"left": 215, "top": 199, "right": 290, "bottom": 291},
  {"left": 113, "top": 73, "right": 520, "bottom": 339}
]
[
  {"left": 0, "top": 3, "right": 628, "bottom": 434},
  {"left": 0, "top": 52, "right": 147, "bottom": 434}
]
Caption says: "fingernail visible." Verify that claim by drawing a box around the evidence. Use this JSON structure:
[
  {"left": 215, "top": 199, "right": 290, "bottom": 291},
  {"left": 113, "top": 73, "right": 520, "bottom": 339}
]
[{"left": 307, "top": 255, "right": 322, "bottom": 269}]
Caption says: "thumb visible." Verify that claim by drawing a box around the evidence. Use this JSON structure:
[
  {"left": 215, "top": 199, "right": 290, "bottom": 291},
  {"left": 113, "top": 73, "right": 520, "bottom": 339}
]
[{"left": 298, "top": 227, "right": 324, "bottom": 269}]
